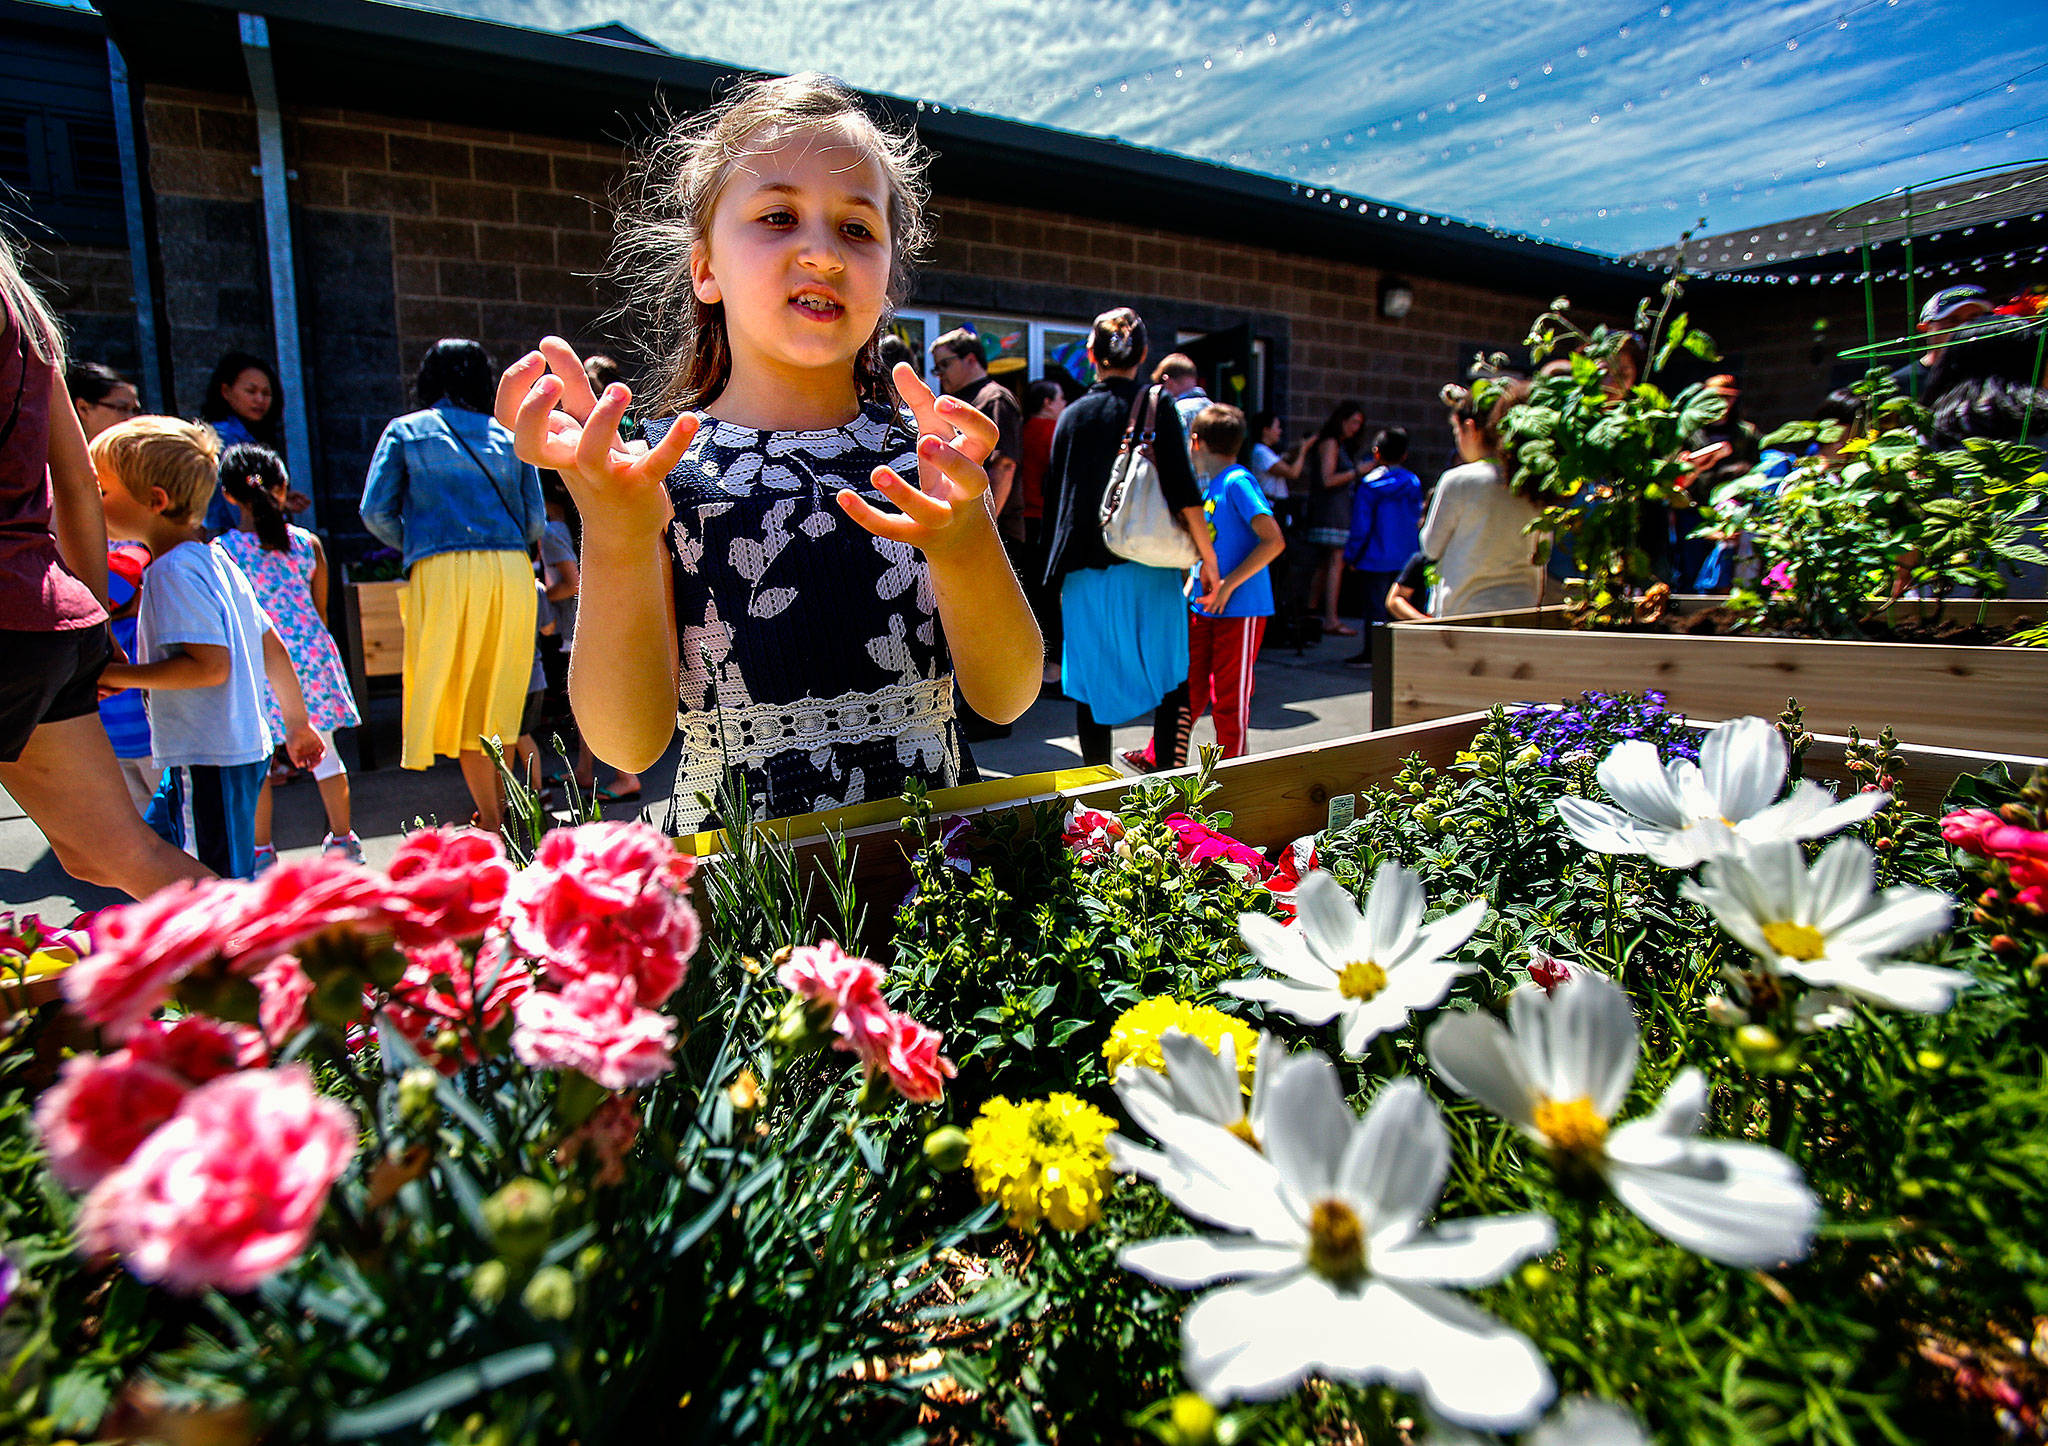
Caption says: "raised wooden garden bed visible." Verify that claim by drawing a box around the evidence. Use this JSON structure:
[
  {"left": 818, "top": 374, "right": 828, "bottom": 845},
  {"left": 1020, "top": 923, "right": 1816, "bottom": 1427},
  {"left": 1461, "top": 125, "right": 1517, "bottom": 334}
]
[{"left": 1371, "top": 598, "right": 2048, "bottom": 757}]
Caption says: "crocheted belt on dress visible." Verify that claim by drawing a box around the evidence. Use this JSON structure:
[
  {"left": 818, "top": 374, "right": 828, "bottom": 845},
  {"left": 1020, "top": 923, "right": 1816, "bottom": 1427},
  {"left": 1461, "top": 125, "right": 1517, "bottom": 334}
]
[{"left": 670, "top": 674, "right": 956, "bottom": 831}]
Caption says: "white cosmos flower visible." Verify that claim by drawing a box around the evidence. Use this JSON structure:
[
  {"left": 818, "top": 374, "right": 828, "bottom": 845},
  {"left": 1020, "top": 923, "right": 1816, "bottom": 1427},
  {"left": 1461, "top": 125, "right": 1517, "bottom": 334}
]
[
  {"left": 1112, "top": 1028, "right": 1293, "bottom": 1159},
  {"left": 1426, "top": 970, "right": 1818, "bottom": 1268},
  {"left": 1682, "top": 837, "right": 1967, "bottom": 1014},
  {"left": 1224, "top": 867, "right": 1488, "bottom": 1055},
  {"left": 1554, "top": 715, "right": 1886, "bottom": 869},
  {"left": 1119, "top": 1060, "right": 1555, "bottom": 1429}
]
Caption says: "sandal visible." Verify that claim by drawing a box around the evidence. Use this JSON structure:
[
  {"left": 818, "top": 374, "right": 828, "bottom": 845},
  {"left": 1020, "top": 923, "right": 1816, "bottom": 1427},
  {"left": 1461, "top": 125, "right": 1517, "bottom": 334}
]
[{"left": 1323, "top": 622, "right": 1360, "bottom": 637}]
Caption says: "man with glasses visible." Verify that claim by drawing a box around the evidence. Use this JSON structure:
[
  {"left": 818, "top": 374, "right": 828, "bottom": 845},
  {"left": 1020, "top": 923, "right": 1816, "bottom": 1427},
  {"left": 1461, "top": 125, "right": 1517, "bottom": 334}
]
[{"left": 930, "top": 327, "right": 1025, "bottom": 740}]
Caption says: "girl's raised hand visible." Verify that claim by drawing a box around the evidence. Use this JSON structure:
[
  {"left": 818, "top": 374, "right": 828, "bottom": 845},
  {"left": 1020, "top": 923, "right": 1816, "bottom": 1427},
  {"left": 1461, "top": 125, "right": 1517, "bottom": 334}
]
[
  {"left": 837, "top": 362, "right": 998, "bottom": 558},
  {"left": 496, "top": 336, "right": 695, "bottom": 541}
]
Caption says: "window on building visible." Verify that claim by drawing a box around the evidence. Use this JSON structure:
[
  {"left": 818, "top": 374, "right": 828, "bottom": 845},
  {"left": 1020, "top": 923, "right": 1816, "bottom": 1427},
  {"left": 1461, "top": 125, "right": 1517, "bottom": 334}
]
[
  {"left": 893, "top": 307, "right": 1100, "bottom": 397},
  {"left": 0, "top": 28, "right": 129, "bottom": 249}
]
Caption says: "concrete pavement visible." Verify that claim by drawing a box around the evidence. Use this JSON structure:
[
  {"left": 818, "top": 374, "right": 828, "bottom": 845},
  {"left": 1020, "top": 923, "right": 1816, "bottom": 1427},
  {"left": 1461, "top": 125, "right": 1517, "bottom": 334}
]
[{"left": 0, "top": 630, "right": 1380, "bottom": 922}]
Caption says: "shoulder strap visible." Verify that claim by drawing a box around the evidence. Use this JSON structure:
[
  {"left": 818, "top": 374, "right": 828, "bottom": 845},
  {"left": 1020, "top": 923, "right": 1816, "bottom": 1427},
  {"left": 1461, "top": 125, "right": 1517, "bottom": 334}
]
[{"left": 441, "top": 412, "right": 525, "bottom": 536}]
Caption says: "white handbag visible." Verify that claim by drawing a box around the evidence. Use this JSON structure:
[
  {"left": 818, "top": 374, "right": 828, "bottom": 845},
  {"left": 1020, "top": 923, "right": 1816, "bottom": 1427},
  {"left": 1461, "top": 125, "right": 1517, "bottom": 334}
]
[{"left": 1098, "top": 385, "right": 1199, "bottom": 569}]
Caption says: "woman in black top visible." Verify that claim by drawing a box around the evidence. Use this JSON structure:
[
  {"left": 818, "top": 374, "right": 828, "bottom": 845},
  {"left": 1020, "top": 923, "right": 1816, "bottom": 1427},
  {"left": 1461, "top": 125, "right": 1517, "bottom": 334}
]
[{"left": 1041, "top": 308, "right": 1220, "bottom": 769}]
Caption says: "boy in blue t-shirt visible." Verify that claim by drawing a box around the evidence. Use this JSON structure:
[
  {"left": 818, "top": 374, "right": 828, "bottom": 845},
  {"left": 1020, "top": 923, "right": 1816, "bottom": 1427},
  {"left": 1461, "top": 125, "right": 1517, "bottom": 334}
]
[
  {"left": 92, "top": 418, "right": 324, "bottom": 879},
  {"left": 1343, "top": 426, "right": 1423, "bottom": 665},
  {"left": 1186, "top": 404, "right": 1286, "bottom": 759}
]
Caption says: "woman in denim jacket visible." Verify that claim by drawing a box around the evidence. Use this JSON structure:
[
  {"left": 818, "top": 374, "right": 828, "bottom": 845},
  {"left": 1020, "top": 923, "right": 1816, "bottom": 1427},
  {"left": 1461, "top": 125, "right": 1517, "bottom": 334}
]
[{"left": 361, "top": 338, "right": 544, "bottom": 832}]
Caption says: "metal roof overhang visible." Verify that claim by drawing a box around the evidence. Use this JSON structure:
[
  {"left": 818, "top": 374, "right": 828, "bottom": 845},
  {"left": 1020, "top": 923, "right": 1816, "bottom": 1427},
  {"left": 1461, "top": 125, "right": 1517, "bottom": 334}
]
[{"left": 88, "top": 0, "right": 1652, "bottom": 307}]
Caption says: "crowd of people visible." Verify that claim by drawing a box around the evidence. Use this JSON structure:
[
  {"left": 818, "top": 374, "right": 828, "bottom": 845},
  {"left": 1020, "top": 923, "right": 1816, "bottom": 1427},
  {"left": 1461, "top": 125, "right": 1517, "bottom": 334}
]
[{"left": 6, "top": 69, "right": 2044, "bottom": 905}]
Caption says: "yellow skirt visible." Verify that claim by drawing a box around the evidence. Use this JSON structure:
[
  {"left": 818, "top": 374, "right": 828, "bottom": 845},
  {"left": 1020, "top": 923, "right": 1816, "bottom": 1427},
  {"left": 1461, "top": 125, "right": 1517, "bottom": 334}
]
[{"left": 397, "top": 549, "right": 536, "bottom": 771}]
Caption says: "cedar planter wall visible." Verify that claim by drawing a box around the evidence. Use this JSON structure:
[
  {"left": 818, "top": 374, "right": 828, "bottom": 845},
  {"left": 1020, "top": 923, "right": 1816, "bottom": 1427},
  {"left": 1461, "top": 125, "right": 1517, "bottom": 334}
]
[{"left": 1374, "top": 600, "right": 2048, "bottom": 757}]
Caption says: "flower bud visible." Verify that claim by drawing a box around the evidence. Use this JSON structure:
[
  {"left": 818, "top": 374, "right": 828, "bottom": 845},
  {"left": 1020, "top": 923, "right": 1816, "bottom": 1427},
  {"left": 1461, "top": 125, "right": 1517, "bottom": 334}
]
[
  {"left": 1990, "top": 935, "right": 2022, "bottom": 959},
  {"left": 521, "top": 1264, "right": 576, "bottom": 1321},
  {"left": 1732, "top": 1024, "right": 1793, "bottom": 1073},
  {"left": 1915, "top": 1049, "right": 1947, "bottom": 1073},
  {"left": 923, "top": 1125, "right": 972, "bottom": 1173},
  {"left": 481, "top": 1178, "right": 555, "bottom": 1264},
  {"left": 1166, "top": 1392, "right": 1218, "bottom": 1445},
  {"left": 468, "top": 1259, "right": 509, "bottom": 1307},
  {"left": 1518, "top": 1261, "right": 1553, "bottom": 1292},
  {"left": 397, "top": 1066, "right": 440, "bottom": 1130},
  {"left": 2000, "top": 803, "right": 2032, "bottom": 825}
]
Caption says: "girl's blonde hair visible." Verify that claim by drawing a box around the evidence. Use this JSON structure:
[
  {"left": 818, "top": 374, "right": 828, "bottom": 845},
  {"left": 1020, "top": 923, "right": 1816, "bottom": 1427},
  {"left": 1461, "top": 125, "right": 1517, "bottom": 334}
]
[
  {"left": 611, "top": 72, "right": 931, "bottom": 415},
  {"left": 1, "top": 226, "right": 64, "bottom": 366}
]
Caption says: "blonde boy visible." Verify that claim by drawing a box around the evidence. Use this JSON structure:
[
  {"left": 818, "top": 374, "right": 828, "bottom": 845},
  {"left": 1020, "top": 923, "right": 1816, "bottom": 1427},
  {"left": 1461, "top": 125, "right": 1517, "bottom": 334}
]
[{"left": 93, "top": 418, "right": 322, "bottom": 878}]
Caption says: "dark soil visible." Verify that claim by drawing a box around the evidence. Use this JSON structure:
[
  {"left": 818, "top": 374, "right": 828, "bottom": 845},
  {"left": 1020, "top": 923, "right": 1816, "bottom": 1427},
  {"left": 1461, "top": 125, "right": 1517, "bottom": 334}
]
[{"left": 1666, "top": 606, "right": 2036, "bottom": 646}]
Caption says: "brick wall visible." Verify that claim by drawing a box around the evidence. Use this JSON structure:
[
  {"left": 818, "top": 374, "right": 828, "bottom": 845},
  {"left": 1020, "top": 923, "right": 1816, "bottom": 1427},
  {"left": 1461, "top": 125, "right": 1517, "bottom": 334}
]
[
  {"left": 23, "top": 239, "right": 140, "bottom": 379},
  {"left": 127, "top": 83, "right": 1663, "bottom": 520}
]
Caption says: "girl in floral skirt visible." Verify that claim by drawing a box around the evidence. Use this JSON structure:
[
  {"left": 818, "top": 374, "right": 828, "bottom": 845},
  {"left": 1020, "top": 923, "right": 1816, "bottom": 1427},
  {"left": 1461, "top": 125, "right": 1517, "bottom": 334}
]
[
  {"left": 213, "top": 443, "right": 364, "bottom": 865},
  {"left": 496, "top": 73, "right": 1039, "bottom": 832}
]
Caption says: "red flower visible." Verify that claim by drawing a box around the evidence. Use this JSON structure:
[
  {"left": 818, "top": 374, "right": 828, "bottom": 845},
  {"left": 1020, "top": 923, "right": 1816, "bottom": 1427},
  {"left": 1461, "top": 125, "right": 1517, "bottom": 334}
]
[
  {"left": 1062, "top": 808, "right": 1124, "bottom": 864},
  {"left": 385, "top": 938, "right": 534, "bottom": 1073},
  {"left": 385, "top": 828, "right": 517, "bottom": 948},
  {"left": 34, "top": 1051, "right": 189, "bottom": 1191},
  {"left": 128, "top": 1014, "right": 255, "bottom": 1081},
  {"left": 61, "top": 880, "right": 249, "bottom": 1037},
  {"left": 1527, "top": 948, "right": 1574, "bottom": 995},
  {"left": 502, "top": 823, "right": 699, "bottom": 1005},
  {"left": 1264, "top": 835, "right": 1318, "bottom": 919},
  {"left": 254, "top": 955, "right": 314, "bottom": 1046}
]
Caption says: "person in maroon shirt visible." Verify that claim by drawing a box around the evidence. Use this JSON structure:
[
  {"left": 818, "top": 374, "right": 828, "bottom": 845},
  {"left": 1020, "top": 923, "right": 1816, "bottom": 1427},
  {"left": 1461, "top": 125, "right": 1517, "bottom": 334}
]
[{"left": 0, "top": 234, "right": 211, "bottom": 899}]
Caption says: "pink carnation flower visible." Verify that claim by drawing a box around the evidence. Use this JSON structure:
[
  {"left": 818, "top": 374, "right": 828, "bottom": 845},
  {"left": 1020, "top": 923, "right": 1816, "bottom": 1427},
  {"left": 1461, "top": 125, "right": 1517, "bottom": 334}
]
[
  {"left": 385, "top": 938, "right": 534, "bottom": 1073},
  {"left": 128, "top": 1014, "right": 256, "bottom": 1080},
  {"left": 872, "top": 1012, "right": 956, "bottom": 1103},
  {"left": 61, "top": 880, "right": 249, "bottom": 1037},
  {"left": 384, "top": 828, "right": 517, "bottom": 948},
  {"left": 502, "top": 823, "right": 699, "bottom": 1005},
  {"left": 35, "top": 1051, "right": 189, "bottom": 1191},
  {"left": 511, "top": 974, "right": 676, "bottom": 1090},
  {"left": 223, "top": 856, "right": 395, "bottom": 965},
  {"left": 778, "top": 940, "right": 886, "bottom": 1020},
  {"left": 1063, "top": 808, "right": 1124, "bottom": 865},
  {"left": 77, "top": 1066, "right": 355, "bottom": 1295},
  {"left": 254, "top": 955, "right": 314, "bottom": 1045},
  {"left": 1163, "top": 813, "right": 1270, "bottom": 875}
]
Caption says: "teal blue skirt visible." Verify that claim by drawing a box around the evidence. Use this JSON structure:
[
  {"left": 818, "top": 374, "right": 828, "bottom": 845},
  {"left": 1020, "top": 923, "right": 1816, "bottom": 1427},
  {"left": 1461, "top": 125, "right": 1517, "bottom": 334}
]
[{"left": 1060, "top": 563, "right": 1190, "bottom": 725}]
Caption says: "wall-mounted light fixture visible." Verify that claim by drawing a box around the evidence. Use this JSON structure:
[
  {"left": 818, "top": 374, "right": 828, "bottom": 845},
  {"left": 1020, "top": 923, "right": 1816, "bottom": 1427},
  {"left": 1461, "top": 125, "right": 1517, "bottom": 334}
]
[{"left": 1379, "top": 277, "right": 1415, "bottom": 320}]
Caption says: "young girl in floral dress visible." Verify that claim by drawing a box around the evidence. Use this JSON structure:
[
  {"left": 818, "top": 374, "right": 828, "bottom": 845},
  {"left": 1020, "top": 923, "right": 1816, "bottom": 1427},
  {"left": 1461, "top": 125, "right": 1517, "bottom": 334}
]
[
  {"left": 213, "top": 443, "right": 364, "bottom": 864},
  {"left": 496, "top": 73, "right": 1039, "bottom": 832}
]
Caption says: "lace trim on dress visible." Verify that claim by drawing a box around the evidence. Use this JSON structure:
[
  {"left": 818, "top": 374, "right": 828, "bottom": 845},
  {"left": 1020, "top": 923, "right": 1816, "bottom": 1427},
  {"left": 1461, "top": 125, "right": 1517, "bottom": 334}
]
[{"left": 669, "top": 673, "right": 956, "bottom": 833}]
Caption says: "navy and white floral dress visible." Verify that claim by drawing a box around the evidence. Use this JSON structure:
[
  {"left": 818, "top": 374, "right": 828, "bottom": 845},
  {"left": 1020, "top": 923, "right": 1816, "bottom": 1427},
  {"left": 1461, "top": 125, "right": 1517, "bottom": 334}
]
[{"left": 647, "top": 403, "right": 967, "bottom": 834}]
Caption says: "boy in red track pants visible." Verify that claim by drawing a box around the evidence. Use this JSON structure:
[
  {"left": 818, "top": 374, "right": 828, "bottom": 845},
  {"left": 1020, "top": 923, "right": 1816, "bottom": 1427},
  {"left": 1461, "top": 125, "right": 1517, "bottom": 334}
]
[{"left": 1185, "top": 404, "right": 1286, "bottom": 759}]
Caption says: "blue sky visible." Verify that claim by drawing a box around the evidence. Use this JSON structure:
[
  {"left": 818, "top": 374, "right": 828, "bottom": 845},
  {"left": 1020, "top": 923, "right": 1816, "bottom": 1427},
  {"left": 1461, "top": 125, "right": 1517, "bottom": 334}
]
[{"left": 236, "top": 0, "right": 2048, "bottom": 254}]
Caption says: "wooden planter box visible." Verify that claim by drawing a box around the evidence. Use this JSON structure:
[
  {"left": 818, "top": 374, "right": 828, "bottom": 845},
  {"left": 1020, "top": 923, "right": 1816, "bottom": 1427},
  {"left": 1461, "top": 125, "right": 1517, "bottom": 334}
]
[
  {"left": 698, "top": 711, "right": 2047, "bottom": 956},
  {"left": 343, "top": 578, "right": 407, "bottom": 769},
  {"left": 1372, "top": 598, "right": 2048, "bottom": 757}
]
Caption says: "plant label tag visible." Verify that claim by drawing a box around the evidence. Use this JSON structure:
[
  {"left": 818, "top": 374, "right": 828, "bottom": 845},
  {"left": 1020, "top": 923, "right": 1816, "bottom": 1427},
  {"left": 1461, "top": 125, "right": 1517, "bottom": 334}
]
[{"left": 1327, "top": 793, "right": 1356, "bottom": 832}]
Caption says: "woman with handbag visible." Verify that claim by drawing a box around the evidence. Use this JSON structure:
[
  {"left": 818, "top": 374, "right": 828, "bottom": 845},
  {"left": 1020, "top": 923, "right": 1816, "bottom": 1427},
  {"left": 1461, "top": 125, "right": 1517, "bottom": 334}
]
[
  {"left": 360, "top": 338, "right": 545, "bottom": 832},
  {"left": 1040, "top": 308, "right": 1221, "bottom": 770}
]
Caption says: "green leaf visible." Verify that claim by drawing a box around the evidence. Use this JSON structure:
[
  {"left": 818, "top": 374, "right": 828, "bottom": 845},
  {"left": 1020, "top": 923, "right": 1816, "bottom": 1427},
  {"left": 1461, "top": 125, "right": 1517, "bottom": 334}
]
[{"left": 326, "top": 1343, "right": 556, "bottom": 1439}]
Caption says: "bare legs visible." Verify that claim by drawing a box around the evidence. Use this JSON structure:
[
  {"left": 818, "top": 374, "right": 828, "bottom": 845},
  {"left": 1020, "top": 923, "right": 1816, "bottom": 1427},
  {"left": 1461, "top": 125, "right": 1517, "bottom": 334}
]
[
  {"left": 458, "top": 748, "right": 504, "bottom": 834},
  {"left": 0, "top": 714, "right": 211, "bottom": 898},
  {"left": 253, "top": 772, "right": 352, "bottom": 851},
  {"left": 1316, "top": 547, "right": 1355, "bottom": 634}
]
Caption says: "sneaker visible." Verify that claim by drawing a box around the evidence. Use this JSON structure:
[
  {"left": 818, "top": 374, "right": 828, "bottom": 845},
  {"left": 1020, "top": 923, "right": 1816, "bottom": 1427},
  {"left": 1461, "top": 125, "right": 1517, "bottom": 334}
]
[
  {"left": 252, "top": 843, "right": 277, "bottom": 874},
  {"left": 322, "top": 832, "right": 366, "bottom": 864},
  {"left": 1118, "top": 740, "right": 1157, "bottom": 774}
]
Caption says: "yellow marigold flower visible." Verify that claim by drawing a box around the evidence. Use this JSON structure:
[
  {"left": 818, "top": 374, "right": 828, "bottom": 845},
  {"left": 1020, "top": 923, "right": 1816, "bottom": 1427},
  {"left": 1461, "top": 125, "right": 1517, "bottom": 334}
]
[
  {"left": 1103, "top": 997, "right": 1257, "bottom": 1092},
  {"left": 965, "top": 1093, "right": 1116, "bottom": 1232}
]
